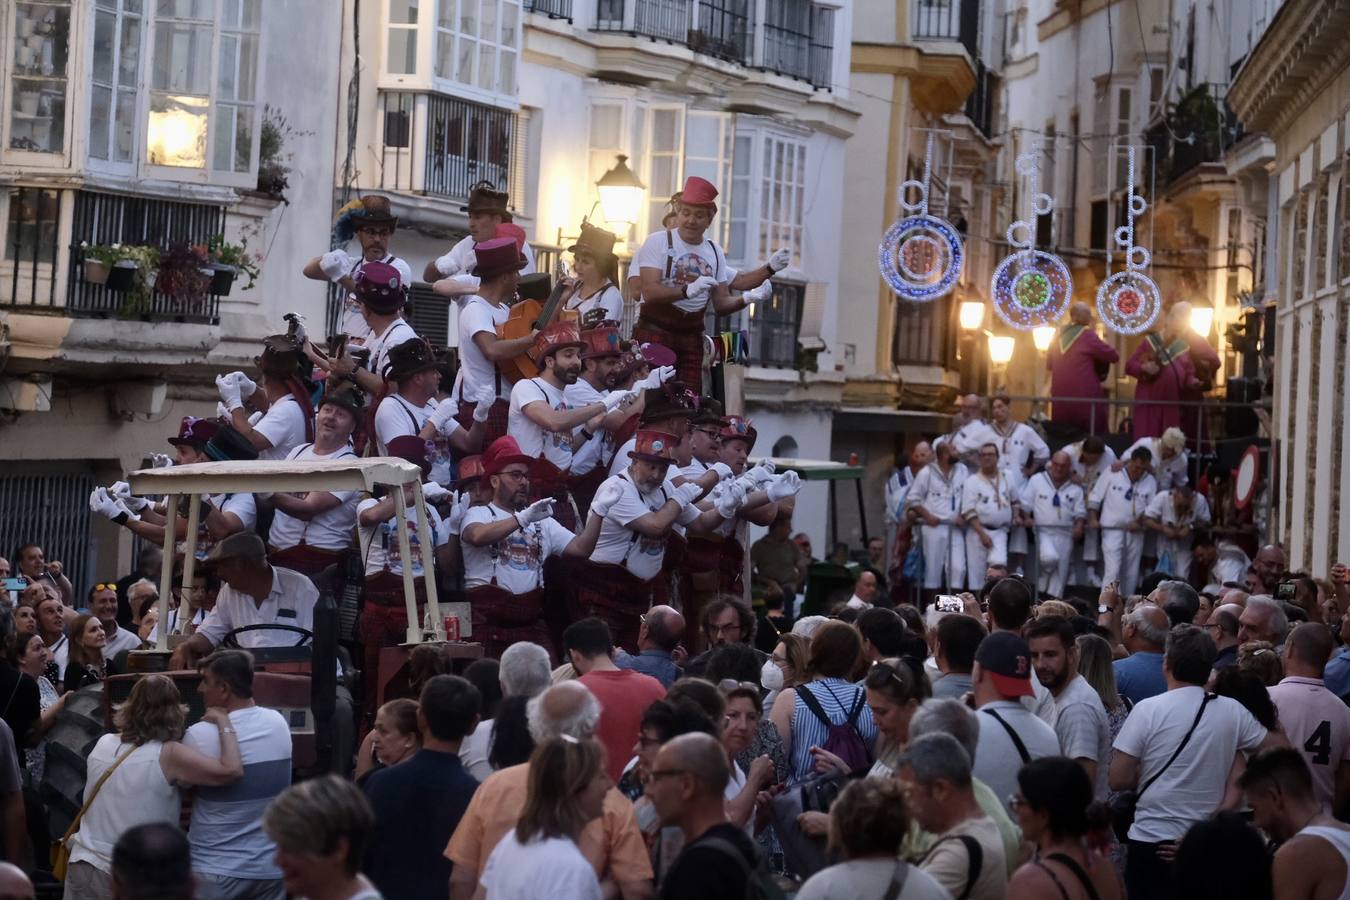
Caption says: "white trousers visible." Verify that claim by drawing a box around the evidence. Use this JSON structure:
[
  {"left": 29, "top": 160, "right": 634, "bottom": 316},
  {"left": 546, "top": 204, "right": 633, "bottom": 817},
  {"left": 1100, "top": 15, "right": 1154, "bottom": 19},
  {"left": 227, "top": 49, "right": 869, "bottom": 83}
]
[
  {"left": 965, "top": 526, "right": 1008, "bottom": 590},
  {"left": 1036, "top": 529, "right": 1075, "bottom": 598},
  {"left": 921, "top": 523, "right": 967, "bottom": 590},
  {"left": 1101, "top": 527, "right": 1145, "bottom": 597}
]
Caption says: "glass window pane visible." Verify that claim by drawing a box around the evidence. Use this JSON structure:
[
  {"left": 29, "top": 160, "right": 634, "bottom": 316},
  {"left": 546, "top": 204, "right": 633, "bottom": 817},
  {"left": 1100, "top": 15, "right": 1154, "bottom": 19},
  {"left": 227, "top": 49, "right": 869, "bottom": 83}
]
[
  {"left": 152, "top": 22, "right": 212, "bottom": 92},
  {"left": 147, "top": 92, "right": 208, "bottom": 166},
  {"left": 590, "top": 105, "right": 621, "bottom": 148},
  {"left": 460, "top": 0, "right": 478, "bottom": 36},
  {"left": 733, "top": 135, "right": 750, "bottom": 175},
  {"left": 388, "top": 0, "right": 418, "bottom": 24},
  {"left": 435, "top": 31, "right": 453, "bottom": 79},
  {"left": 498, "top": 49, "right": 515, "bottom": 95},
  {"left": 213, "top": 102, "right": 234, "bottom": 170},
  {"left": 438, "top": 0, "right": 455, "bottom": 28},
  {"left": 481, "top": 0, "right": 498, "bottom": 42},
  {"left": 114, "top": 88, "right": 136, "bottom": 161},
  {"left": 651, "top": 156, "right": 675, "bottom": 195},
  {"left": 387, "top": 27, "right": 417, "bottom": 74},
  {"left": 155, "top": 0, "right": 213, "bottom": 20},
  {"left": 652, "top": 110, "right": 678, "bottom": 152},
  {"left": 457, "top": 37, "right": 474, "bottom": 83},
  {"left": 89, "top": 86, "right": 113, "bottom": 159},
  {"left": 5, "top": 189, "right": 60, "bottom": 264},
  {"left": 118, "top": 14, "right": 141, "bottom": 88},
  {"left": 501, "top": 1, "right": 518, "bottom": 46},
  {"left": 93, "top": 10, "right": 116, "bottom": 83},
  {"left": 477, "top": 44, "right": 496, "bottom": 90},
  {"left": 241, "top": 0, "right": 261, "bottom": 30},
  {"left": 685, "top": 114, "right": 718, "bottom": 158},
  {"left": 223, "top": 0, "right": 240, "bottom": 26},
  {"left": 125, "top": 0, "right": 143, "bottom": 12},
  {"left": 218, "top": 33, "right": 238, "bottom": 98}
]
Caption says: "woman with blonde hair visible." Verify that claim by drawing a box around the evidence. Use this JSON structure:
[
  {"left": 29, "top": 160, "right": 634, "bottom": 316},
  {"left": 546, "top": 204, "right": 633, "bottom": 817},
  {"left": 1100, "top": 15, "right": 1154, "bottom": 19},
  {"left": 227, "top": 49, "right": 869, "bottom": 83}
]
[
  {"left": 63, "top": 674, "right": 243, "bottom": 899},
  {"left": 1076, "top": 633, "right": 1131, "bottom": 737},
  {"left": 479, "top": 736, "right": 611, "bottom": 898}
]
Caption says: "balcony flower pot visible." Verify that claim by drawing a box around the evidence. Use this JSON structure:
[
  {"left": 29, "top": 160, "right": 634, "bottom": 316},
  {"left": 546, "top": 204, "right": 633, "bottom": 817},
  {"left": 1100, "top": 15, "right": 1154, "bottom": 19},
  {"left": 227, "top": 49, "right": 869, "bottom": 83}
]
[
  {"left": 204, "top": 264, "right": 237, "bottom": 296},
  {"left": 105, "top": 261, "right": 139, "bottom": 293},
  {"left": 83, "top": 258, "right": 110, "bottom": 285}
]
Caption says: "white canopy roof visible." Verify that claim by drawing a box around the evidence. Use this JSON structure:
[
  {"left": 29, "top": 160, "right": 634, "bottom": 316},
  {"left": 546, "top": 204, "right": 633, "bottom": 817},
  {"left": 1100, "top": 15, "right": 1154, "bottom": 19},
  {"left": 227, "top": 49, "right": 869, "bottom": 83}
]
[{"left": 127, "top": 457, "right": 423, "bottom": 496}]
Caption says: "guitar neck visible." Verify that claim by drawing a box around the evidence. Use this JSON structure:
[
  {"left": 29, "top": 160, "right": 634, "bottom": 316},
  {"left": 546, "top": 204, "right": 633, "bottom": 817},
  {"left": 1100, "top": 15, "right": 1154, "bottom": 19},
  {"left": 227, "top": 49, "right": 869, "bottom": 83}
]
[{"left": 531, "top": 280, "right": 571, "bottom": 331}]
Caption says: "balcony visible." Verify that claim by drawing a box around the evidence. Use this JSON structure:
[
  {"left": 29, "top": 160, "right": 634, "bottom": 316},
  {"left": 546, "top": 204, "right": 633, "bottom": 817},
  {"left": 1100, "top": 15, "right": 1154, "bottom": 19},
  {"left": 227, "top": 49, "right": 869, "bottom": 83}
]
[
  {"left": 962, "top": 61, "right": 997, "bottom": 139},
  {"left": 593, "top": 0, "right": 833, "bottom": 89},
  {"left": 1144, "top": 83, "right": 1244, "bottom": 192},
  {"left": 525, "top": 0, "right": 574, "bottom": 19},
  {"left": 377, "top": 91, "right": 523, "bottom": 209},
  {"left": 911, "top": 0, "right": 980, "bottom": 58}
]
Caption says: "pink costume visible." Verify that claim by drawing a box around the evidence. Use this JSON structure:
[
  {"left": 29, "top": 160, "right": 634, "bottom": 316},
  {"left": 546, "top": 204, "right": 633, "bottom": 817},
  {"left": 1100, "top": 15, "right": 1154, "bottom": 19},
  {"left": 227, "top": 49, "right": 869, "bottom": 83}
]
[
  {"left": 1047, "top": 324, "right": 1119, "bottom": 435},
  {"left": 1126, "top": 332, "right": 1200, "bottom": 440}
]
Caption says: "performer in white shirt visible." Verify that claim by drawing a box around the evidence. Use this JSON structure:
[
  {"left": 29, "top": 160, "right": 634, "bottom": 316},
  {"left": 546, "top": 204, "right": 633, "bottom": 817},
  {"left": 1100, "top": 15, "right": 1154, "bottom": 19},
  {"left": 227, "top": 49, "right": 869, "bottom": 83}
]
[
  {"left": 1144, "top": 485, "right": 1211, "bottom": 582},
  {"left": 962, "top": 443, "right": 1015, "bottom": 590},
  {"left": 459, "top": 437, "right": 601, "bottom": 660},
  {"left": 1066, "top": 434, "right": 1117, "bottom": 587},
  {"left": 425, "top": 181, "right": 537, "bottom": 284},
  {"left": 565, "top": 326, "right": 644, "bottom": 513},
  {"left": 1089, "top": 445, "right": 1158, "bottom": 597},
  {"left": 320, "top": 262, "right": 418, "bottom": 398},
  {"left": 559, "top": 223, "right": 625, "bottom": 328},
  {"left": 217, "top": 332, "right": 313, "bottom": 462},
  {"left": 906, "top": 442, "right": 970, "bottom": 593},
  {"left": 1123, "top": 427, "right": 1189, "bottom": 490},
  {"left": 1019, "top": 451, "right": 1087, "bottom": 600},
  {"left": 988, "top": 393, "right": 1050, "bottom": 572},
  {"left": 935, "top": 394, "right": 998, "bottom": 466}
]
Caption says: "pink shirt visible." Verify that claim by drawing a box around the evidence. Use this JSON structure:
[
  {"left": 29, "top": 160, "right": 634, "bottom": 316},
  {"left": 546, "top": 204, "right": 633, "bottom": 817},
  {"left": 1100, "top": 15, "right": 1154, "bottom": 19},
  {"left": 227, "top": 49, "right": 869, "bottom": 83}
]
[
  {"left": 578, "top": 669, "right": 667, "bottom": 782},
  {"left": 1268, "top": 676, "right": 1350, "bottom": 810}
]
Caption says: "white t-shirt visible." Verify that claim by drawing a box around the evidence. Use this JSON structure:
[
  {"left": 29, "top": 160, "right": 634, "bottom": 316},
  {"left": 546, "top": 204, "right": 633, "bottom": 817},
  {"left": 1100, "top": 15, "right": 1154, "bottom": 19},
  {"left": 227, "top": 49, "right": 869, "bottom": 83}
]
[
  {"left": 1052, "top": 675, "right": 1112, "bottom": 800},
  {"left": 181, "top": 492, "right": 258, "bottom": 562},
  {"left": 1088, "top": 469, "right": 1157, "bottom": 529},
  {"left": 961, "top": 472, "right": 1014, "bottom": 528},
  {"left": 939, "top": 419, "right": 999, "bottom": 459},
  {"left": 457, "top": 296, "right": 512, "bottom": 403},
  {"left": 461, "top": 503, "right": 575, "bottom": 593},
  {"left": 591, "top": 473, "right": 698, "bottom": 580},
  {"left": 1113, "top": 685, "right": 1268, "bottom": 841},
  {"left": 183, "top": 705, "right": 292, "bottom": 879},
  {"left": 564, "top": 379, "right": 615, "bottom": 473},
  {"left": 564, "top": 281, "right": 624, "bottom": 324},
  {"left": 366, "top": 317, "right": 418, "bottom": 384},
  {"left": 988, "top": 421, "right": 1049, "bottom": 489},
  {"left": 797, "top": 859, "right": 952, "bottom": 900},
  {"left": 458, "top": 718, "right": 494, "bottom": 782},
  {"left": 972, "top": 701, "right": 1062, "bottom": 816},
  {"left": 336, "top": 253, "right": 414, "bottom": 347},
  {"left": 441, "top": 234, "right": 537, "bottom": 279},
  {"left": 358, "top": 496, "right": 448, "bottom": 577},
  {"left": 480, "top": 832, "right": 601, "bottom": 900},
  {"left": 508, "top": 377, "right": 576, "bottom": 471},
  {"left": 1144, "top": 490, "right": 1212, "bottom": 530},
  {"left": 1065, "top": 442, "right": 1117, "bottom": 496},
  {"left": 634, "top": 229, "right": 731, "bottom": 314},
  {"left": 373, "top": 393, "right": 457, "bottom": 485},
  {"left": 253, "top": 394, "right": 310, "bottom": 461},
  {"left": 267, "top": 443, "right": 361, "bottom": 551},
  {"left": 1268, "top": 676, "right": 1350, "bottom": 811}
]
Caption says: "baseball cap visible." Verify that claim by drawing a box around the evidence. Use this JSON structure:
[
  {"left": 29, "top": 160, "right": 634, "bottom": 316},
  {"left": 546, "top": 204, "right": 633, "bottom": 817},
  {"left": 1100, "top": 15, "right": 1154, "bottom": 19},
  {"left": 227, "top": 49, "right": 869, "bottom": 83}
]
[{"left": 974, "top": 631, "right": 1035, "bottom": 698}]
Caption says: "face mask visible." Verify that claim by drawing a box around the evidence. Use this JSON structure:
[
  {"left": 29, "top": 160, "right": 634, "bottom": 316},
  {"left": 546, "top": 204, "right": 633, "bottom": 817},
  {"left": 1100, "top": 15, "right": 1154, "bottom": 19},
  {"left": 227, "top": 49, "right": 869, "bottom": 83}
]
[{"left": 760, "top": 659, "right": 784, "bottom": 692}]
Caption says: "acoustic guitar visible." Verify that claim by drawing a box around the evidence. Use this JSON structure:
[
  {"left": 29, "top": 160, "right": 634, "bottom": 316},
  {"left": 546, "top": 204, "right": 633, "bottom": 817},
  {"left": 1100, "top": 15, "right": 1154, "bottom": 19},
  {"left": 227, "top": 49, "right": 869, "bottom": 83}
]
[{"left": 495, "top": 265, "right": 580, "bottom": 382}]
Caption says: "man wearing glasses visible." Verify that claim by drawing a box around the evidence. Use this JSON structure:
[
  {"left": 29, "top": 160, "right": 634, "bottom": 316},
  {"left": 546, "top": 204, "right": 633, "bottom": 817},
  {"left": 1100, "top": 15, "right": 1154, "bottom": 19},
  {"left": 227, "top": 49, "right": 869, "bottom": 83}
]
[{"left": 461, "top": 437, "right": 603, "bottom": 660}]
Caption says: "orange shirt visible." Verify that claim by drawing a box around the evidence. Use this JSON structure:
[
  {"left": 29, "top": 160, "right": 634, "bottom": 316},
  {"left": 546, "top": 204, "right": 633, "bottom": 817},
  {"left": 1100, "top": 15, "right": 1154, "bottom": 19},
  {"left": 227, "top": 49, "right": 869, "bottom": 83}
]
[
  {"left": 444, "top": 763, "right": 654, "bottom": 885},
  {"left": 578, "top": 669, "right": 668, "bottom": 782}
]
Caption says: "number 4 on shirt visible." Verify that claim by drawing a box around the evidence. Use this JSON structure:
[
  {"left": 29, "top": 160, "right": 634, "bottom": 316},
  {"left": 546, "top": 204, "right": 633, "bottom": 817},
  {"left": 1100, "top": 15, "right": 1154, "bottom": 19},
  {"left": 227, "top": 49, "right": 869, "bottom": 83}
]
[{"left": 1304, "top": 719, "right": 1333, "bottom": 766}]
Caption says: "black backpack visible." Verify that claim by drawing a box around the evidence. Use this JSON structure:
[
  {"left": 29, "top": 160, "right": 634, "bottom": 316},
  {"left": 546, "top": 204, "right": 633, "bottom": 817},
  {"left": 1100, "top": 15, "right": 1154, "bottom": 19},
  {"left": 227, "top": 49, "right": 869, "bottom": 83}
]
[{"left": 698, "top": 836, "right": 788, "bottom": 900}]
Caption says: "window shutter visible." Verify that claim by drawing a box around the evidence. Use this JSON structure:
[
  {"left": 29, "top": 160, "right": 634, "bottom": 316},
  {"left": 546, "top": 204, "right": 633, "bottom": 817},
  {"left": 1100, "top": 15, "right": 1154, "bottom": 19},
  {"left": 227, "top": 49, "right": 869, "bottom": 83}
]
[
  {"left": 509, "top": 108, "right": 530, "bottom": 214},
  {"left": 797, "top": 281, "right": 827, "bottom": 350}
]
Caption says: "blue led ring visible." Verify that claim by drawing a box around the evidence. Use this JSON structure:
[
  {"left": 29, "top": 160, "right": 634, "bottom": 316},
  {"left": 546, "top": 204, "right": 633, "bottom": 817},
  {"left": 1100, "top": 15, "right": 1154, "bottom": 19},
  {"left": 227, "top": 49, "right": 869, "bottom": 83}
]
[{"left": 878, "top": 214, "right": 964, "bottom": 303}]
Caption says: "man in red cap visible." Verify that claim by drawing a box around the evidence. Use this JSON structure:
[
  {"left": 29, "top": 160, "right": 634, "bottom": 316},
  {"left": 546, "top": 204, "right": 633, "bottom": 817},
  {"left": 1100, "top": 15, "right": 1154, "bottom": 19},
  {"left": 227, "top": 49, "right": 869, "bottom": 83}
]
[
  {"left": 375, "top": 337, "right": 489, "bottom": 482},
  {"left": 507, "top": 321, "right": 636, "bottom": 527},
  {"left": 89, "top": 416, "right": 257, "bottom": 561},
  {"left": 574, "top": 430, "right": 747, "bottom": 651},
  {"left": 451, "top": 236, "right": 536, "bottom": 446},
  {"left": 460, "top": 436, "right": 602, "bottom": 659},
  {"left": 565, "top": 326, "right": 649, "bottom": 513},
  {"left": 323, "top": 260, "right": 418, "bottom": 396},
  {"left": 425, "top": 181, "right": 537, "bottom": 286},
  {"left": 356, "top": 435, "right": 453, "bottom": 718},
  {"left": 633, "top": 176, "right": 785, "bottom": 387},
  {"left": 304, "top": 194, "right": 414, "bottom": 351}
]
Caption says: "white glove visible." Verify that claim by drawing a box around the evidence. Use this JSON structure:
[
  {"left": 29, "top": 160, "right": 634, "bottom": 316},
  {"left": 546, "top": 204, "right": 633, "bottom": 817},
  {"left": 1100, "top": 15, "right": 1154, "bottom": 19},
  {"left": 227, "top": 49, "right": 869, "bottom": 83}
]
[
  {"left": 441, "top": 273, "right": 480, "bottom": 293},
  {"left": 216, "top": 373, "right": 242, "bottom": 412},
  {"left": 90, "top": 488, "right": 135, "bottom": 522},
  {"left": 110, "top": 481, "right": 151, "bottom": 513},
  {"left": 768, "top": 247, "right": 791, "bottom": 272},
  {"left": 714, "top": 480, "right": 747, "bottom": 518},
  {"left": 320, "top": 250, "right": 350, "bottom": 282},
  {"left": 515, "top": 498, "right": 555, "bottom": 528},
  {"left": 216, "top": 402, "right": 231, "bottom": 420},
  {"left": 744, "top": 461, "right": 776, "bottom": 487},
  {"left": 673, "top": 482, "right": 704, "bottom": 509},
  {"left": 422, "top": 482, "right": 451, "bottom": 502},
  {"left": 446, "top": 493, "right": 468, "bottom": 533},
  {"left": 232, "top": 371, "right": 258, "bottom": 400},
  {"left": 685, "top": 275, "right": 717, "bottom": 301},
  {"left": 590, "top": 481, "right": 624, "bottom": 518},
  {"left": 603, "top": 389, "right": 636, "bottom": 412},
  {"left": 434, "top": 251, "right": 461, "bottom": 278},
  {"left": 767, "top": 470, "right": 802, "bottom": 501},
  {"left": 472, "top": 389, "right": 495, "bottom": 424},
  {"left": 149, "top": 453, "right": 174, "bottom": 469},
  {"left": 638, "top": 365, "right": 676, "bottom": 390},
  {"left": 742, "top": 280, "right": 774, "bottom": 304},
  {"left": 429, "top": 400, "right": 460, "bottom": 434},
  {"left": 709, "top": 462, "right": 734, "bottom": 481}
]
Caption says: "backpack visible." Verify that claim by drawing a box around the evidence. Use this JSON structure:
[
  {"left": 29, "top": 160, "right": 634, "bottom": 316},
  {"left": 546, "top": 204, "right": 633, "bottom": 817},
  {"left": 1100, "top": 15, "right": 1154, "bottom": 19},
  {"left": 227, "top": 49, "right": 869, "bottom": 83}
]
[
  {"left": 797, "top": 682, "right": 871, "bottom": 773},
  {"left": 699, "top": 836, "right": 788, "bottom": 900}
]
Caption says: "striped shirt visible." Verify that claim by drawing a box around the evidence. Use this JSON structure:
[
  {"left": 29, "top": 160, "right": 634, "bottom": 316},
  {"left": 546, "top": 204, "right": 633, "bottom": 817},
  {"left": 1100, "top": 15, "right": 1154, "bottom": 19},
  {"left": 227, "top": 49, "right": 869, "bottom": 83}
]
[{"left": 787, "top": 678, "right": 878, "bottom": 783}]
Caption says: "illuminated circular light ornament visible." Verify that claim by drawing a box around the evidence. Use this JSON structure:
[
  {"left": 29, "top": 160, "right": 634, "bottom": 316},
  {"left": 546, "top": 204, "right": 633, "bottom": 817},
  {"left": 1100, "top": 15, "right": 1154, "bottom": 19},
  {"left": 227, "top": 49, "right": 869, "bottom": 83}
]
[
  {"left": 992, "top": 249, "right": 1073, "bottom": 330},
  {"left": 878, "top": 192, "right": 964, "bottom": 302},
  {"left": 1096, "top": 147, "right": 1160, "bottom": 335}
]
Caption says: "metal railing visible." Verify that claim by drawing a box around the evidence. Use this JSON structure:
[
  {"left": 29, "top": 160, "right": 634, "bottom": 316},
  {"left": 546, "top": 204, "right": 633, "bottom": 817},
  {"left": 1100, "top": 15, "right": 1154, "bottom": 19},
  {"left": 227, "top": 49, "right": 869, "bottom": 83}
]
[
  {"left": 964, "top": 61, "right": 996, "bottom": 138},
  {"left": 525, "top": 0, "right": 573, "bottom": 19},
  {"left": 762, "top": 0, "right": 812, "bottom": 81},
  {"left": 695, "top": 0, "right": 752, "bottom": 65},
  {"left": 910, "top": 0, "right": 980, "bottom": 58},
  {"left": 808, "top": 7, "right": 835, "bottom": 90},
  {"left": 595, "top": 0, "right": 690, "bottom": 42},
  {"left": 1145, "top": 83, "right": 1244, "bottom": 190},
  {"left": 379, "top": 91, "right": 520, "bottom": 208}
]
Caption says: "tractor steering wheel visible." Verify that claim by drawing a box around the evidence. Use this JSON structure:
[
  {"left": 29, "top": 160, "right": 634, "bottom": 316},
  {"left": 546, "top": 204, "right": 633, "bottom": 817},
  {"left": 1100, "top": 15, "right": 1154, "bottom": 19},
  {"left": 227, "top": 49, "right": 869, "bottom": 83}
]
[{"left": 219, "top": 623, "right": 314, "bottom": 649}]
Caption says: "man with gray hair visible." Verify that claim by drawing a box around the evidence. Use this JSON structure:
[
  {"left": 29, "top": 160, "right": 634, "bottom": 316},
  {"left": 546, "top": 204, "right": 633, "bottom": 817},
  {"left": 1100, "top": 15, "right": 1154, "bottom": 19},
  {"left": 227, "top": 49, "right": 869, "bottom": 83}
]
[
  {"left": 1113, "top": 603, "right": 1170, "bottom": 704},
  {"left": 499, "top": 641, "right": 553, "bottom": 698},
  {"left": 908, "top": 699, "right": 1021, "bottom": 873},
  {"left": 1240, "top": 595, "right": 1290, "bottom": 648},
  {"left": 616, "top": 604, "right": 685, "bottom": 687},
  {"left": 1156, "top": 579, "right": 1201, "bottom": 629},
  {"left": 898, "top": 732, "right": 1008, "bottom": 900},
  {"left": 445, "top": 681, "right": 652, "bottom": 900}
]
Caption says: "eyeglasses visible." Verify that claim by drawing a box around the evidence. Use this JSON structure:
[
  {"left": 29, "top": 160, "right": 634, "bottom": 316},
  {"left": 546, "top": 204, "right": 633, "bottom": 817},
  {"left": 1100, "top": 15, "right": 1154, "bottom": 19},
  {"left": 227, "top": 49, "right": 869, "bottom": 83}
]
[
  {"left": 708, "top": 623, "right": 742, "bottom": 636},
  {"left": 1008, "top": 794, "right": 1026, "bottom": 812},
  {"left": 499, "top": 469, "right": 532, "bottom": 481},
  {"left": 694, "top": 428, "right": 722, "bottom": 440},
  {"left": 870, "top": 659, "right": 909, "bottom": 687}
]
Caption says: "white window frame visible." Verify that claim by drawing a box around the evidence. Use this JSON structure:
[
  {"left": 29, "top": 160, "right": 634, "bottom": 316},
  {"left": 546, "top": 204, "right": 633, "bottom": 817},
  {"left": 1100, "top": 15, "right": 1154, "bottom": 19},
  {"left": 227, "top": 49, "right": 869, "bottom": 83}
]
[
  {"left": 3, "top": 0, "right": 78, "bottom": 169},
  {"left": 726, "top": 118, "right": 807, "bottom": 270},
  {"left": 142, "top": 0, "right": 263, "bottom": 188},
  {"left": 642, "top": 104, "right": 685, "bottom": 238},
  {"left": 684, "top": 109, "right": 734, "bottom": 248},
  {"left": 87, "top": 0, "right": 144, "bottom": 168},
  {"left": 379, "top": 0, "right": 522, "bottom": 108}
]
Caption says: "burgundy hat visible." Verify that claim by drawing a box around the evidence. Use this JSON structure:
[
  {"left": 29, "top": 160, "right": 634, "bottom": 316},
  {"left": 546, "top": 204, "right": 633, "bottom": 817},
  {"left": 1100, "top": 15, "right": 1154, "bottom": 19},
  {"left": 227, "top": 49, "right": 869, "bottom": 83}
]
[
  {"left": 482, "top": 436, "right": 534, "bottom": 477},
  {"left": 354, "top": 260, "right": 407, "bottom": 314},
  {"left": 628, "top": 430, "right": 680, "bottom": 465},
  {"left": 679, "top": 176, "right": 719, "bottom": 209},
  {"left": 580, "top": 326, "right": 624, "bottom": 360},
  {"left": 457, "top": 455, "right": 485, "bottom": 485},
  {"left": 720, "top": 415, "right": 757, "bottom": 450},
  {"left": 496, "top": 222, "right": 528, "bottom": 252},
  {"left": 640, "top": 383, "right": 697, "bottom": 425},
  {"left": 636, "top": 342, "right": 677, "bottom": 368},
  {"left": 168, "top": 416, "right": 220, "bottom": 449},
  {"left": 471, "top": 236, "right": 528, "bottom": 280},
  {"left": 529, "top": 321, "right": 587, "bottom": 366},
  {"left": 386, "top": 435, "right": 430, "bottom": 471}
]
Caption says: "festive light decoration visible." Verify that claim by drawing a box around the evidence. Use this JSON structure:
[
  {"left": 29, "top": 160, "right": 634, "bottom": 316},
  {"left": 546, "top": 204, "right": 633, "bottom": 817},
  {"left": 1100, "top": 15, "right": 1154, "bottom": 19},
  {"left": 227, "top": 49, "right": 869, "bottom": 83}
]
[
  {"left": 878, "top": 132, "right": 964, "bottom": 302},
  {"left": 1097, "top": 145, "right": 1161, "bottom": 335},
  {"left": 991, "top": 150, "right": 1072, "bottom": 330}
]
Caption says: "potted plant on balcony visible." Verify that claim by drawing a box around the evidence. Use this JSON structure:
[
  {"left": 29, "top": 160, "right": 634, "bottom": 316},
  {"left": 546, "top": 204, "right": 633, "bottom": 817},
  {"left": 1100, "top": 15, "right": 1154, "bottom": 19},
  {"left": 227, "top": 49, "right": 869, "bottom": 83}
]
[
  {"left": 197, "top": 234, "right": 261, "bottom": 295},
  {"left": 156, "top": 242, "right": 211, "bottom": 311}
]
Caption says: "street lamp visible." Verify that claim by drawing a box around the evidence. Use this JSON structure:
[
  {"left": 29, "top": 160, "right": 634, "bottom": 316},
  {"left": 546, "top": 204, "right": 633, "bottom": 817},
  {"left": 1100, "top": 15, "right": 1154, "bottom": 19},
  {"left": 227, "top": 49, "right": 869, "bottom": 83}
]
[
  {"left": 959, "top": 301, "right": 986, "bottom": 330},
  {"left": 596, "top": 154, "right": 646, "bottom": 230},
  {"left": 987, "top": 334, "right": 1015, "bottom": 365},
  {"left": 1032, "top": 325, "right": 1056, "bottom": 352},
  {"left": 1190, "top": 304, "right": 1214, "bottom": 336}
]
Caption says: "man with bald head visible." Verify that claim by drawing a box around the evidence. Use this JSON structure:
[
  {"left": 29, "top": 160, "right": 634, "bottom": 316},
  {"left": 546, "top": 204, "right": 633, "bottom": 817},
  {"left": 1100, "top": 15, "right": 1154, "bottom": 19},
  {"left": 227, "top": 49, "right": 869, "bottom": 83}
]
[
  {"left": 1253, "top": 544, "right": 1288, "bottom": 594},
  {"left": 1018, "top": 450, "right": 1085, "bottom": 599},
  {"left": 1270, "top": 623, "right": 1350, "bottom": 811},
  {"left": 616, "top": 604, "right": 685, "bottom": 687},
  {"left": 647, "top": 733, "right": 761, "bottom": 899},
  {"left": 1208, "top": 603, "right": 1244, "bottom": 670},
  {"left": 1113, "top": 603, "right": 1171, "bottom": 704},
  {"left": 939, "top": 395, "right": 997, "bottom": 465},
  {"left": 1047, "top": 301, "right": 1119, "bottom": 435},
  {"left": 445, "top": 680, "right": 653, "bottom": 900},
  {"left": 0, "top": 863, "right": 32, "bottom": 900}
]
